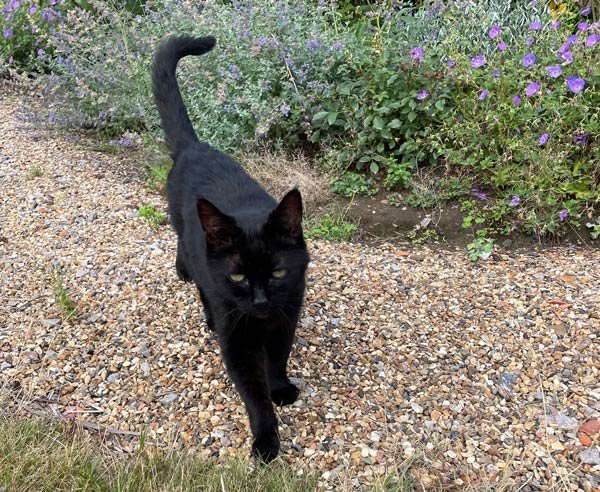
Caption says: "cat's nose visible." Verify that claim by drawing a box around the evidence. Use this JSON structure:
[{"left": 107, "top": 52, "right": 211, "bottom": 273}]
[{"left": 252, "top": 289, "right": 269, "bottom": 309}]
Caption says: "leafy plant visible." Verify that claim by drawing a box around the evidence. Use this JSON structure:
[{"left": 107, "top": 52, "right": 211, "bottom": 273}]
[
  {"left": 138, "top": 204, "right": 166, "bottom": 230},
  {"left": 331, "top": 171, "right": 378, "bottom": 197},
  {"left": 586, "top": 216, "right": 600, "bottom": 239},
  {"left": 305, "top": 210, "right": 357, "bottom": 241},
  {"left": 467, "top": 236, "right": 495, "bottom": 261}
]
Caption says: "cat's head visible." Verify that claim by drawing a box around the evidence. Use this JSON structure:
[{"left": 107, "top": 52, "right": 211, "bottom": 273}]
[{"left": 197, "top": 189, "right": 309, "bottom": 319}]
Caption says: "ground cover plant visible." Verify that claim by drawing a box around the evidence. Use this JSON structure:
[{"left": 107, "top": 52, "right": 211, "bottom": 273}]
[{"left": 1, "top": 0, "right": 598, "bottom": 249}]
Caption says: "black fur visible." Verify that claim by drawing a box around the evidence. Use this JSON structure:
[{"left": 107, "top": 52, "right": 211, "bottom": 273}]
[{"left": 152, "top": 35, "right": 310, "bottom": 462}]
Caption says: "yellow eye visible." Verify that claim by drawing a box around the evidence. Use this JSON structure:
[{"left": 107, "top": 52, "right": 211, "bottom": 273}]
[
  {"left": 272, "top": 269, "right": 287, "bottom": 279},
  {"left": 229, "top": 273, "right": 246, "bottom": 283}
]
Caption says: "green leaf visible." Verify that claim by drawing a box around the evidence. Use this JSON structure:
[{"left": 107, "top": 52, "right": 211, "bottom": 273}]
[
  {"left": 373, "top": 116, "right": 384, "bottom": 130},
  {"left": 370, "top": 162, "right": 379, "bottom": 174},
  {"left": 435, "top": 99, "right": 445, "bottom": 111},
  {"left": 327, "top": 112, "right": 338, "bottom": 125},
  {"left": 388, "top": 119, "right": 402, "bottom": 129},
  {"left": 408, "top": 111, "right": 417, "bottom": 122},
  {"left": 313, "top": 111, "right": 329, "bottom": 121}
]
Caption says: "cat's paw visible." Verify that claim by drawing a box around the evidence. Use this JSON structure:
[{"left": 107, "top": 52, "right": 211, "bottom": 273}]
[
  {"left": 252, "top": 431, "right": 279, "bottom": 463},
  {"left": 175, "top": 260, "right": 192, "bottom": 282},
  {"left": 271, "top": 383, "right": 299, "bottom": 406}
]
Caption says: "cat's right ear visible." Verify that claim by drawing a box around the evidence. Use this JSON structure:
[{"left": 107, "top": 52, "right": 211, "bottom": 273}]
[{"left": 197, "top": 199, "right": 240, "bottom": 250}]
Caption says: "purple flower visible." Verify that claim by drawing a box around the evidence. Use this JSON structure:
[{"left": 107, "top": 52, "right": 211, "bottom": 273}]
[
  {"left": 497, "top": 41, "right": 507, "bottom": 51},
  {"left": 522, "top": 53, "right": 536, "bottom": 68},
  {"left": 478, "top": 89, "right": 489, "bottom": 100},
  {"left": 581, "top": 7, "right": 591, "bottom": 16},
  {"left": 559, "top": 209, "right": 569, "bottom": 222},
  {"left": 471, "top": 188, "right": 488, "bottom": 201},
  {"left": 539, "top": 133, "right": 550, "bottom": 146},
  {"left": 447, "top": 59, "right": 456, "bottom": 68},
  {"left": 8, "top": 56, "right": 13, "bottom": 64},
  {"left": 306, "top": 39, "right": 322, "bottom": 52},
  {"left": 280, "top": 103, "right": 291, "bottom": 116},
  {"left": 529, "top": 21, "right": 542, "bottom": 30},
  {"left": 510, "top": 195, "right": 521, "bottom": 207},
  {"left": 489, "top": 25, "right": 501, "bottom": 39},
  {"left": 410, "top": 47, "right": 424, "bottom": 62},
  {"left": 29, "top": 5, "right": 37, "bottom": 13},
  {"left": 37, "top": 48, "right": 45, "bottom": 59},
  {"left": 568, "top": 34, "right": 578, "bottom": 44},
  {"left": 2, "top": 28, "right": 12, "bottom": 39},
  {"left": 471, "top": 55, "right": 486, "bottom": 68},
  {"left": 560, "top": 51, "right": 574, "bottom": 64},
  {"left": 492, "top": 70, "right": 500, "bottom": 78},
  {"left": 546, "top": 65, "right": 562, "bottom": 78},
  {"left": 525, "top": 37, "right": 535, "bottom": 46},
  {"left": 551, "top": 20, "right": 560, "bottom": 30},
  {"left": 586, "top": 34, "right": 599, "bottom": 47},
  {"left": 525, "top": 82, "right": 540, "bottom": 97},
  {"left": 578, "top": 22, "right": 588, "bottom": 31},
  {"left": 566, "top": 76, "right": 585, "bottom": 94},
  {"left": 573, "top": 133, "right": 589, "bottom": 146},
  {"left": 417, "top": 90, "right": 428, "bottom": 100},
  {"left": 513, "top": 95, "right": 522, "bottom": 106}
]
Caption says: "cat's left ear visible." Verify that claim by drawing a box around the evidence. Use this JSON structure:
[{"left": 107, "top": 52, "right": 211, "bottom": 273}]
[{"left": 267, "top": 189, "right": 303, "bottom": 241}]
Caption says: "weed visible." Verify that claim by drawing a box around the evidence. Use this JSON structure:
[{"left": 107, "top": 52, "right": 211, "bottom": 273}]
[
  {"left": 51, "top": 267, "right": 78, "bottom": 320},
  {"left": 26, "top": 166, "right": 44, "bottom": 179},
  {"left": 138, "top": 205, "right": 166, "bottom": 231},
  {"left": 305, "top": 209, "right": 358, "bottom": 241},
  {"left": 145, "top": 158, "right": 172, "bottom": 193},
  {"left": 331, "top": 172, "right": 379, "bottom": 197},
  {"left": 467, "top": 235, "right": 494, "bottom": 261},
  {"left": 407, "top": 227, "right": 439, "bottom": 245}
]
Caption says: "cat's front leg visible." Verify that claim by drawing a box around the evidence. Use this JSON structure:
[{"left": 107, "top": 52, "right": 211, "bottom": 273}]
[
  {"left": 221, "top": 342, "right": 279, "bottom": 462},
  {"left": 266, "top": 328, "right": 299, "bottom": 406}
]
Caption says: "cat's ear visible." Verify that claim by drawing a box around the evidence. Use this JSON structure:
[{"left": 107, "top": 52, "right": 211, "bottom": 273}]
[
  {"left": 197, "top": 199, "right": 240, "bottom": 250},
  {"left": 268, "top": 189, "right": 303, "bottom": 241}
]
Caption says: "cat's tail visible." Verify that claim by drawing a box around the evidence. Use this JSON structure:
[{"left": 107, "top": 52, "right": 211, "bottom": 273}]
[{"left": 152, "top": 35, "right": 216, "bottom": 159}]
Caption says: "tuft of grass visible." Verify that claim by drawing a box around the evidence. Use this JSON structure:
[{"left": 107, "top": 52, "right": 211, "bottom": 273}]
[
  {"left": 145, "top": 158, "right": 172, "bottom": 193},
  {"left": 138, "top": 204, "right": 166, "bottom": 231},
  {"left": 305, "top": 208, "right": 358, "bottom": 242},
  {"left": 0, "top": 416, "right": 319, "bottom": 492},
  {"left": 51, "top": 268, "right": 78, "bottom": 320},
  {"left": 26, "top": 166, "right": 44, "bottom": 179}
]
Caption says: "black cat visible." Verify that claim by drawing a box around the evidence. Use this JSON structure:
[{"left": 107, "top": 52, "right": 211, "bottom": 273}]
[{"left": 151, "top": 35, "right": 310, "bottom": 462}]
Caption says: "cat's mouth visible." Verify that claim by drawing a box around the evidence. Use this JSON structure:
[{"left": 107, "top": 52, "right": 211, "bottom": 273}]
[{"left": 252, "top": 309, "right": 272, "bottom": 319}]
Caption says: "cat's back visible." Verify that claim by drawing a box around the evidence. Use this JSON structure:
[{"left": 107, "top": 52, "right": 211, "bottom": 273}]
[{"left": 167, "top": 141, "right": 275, "bottom": 215}]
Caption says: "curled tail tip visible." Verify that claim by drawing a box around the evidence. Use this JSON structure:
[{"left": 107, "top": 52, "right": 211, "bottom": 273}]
[{"left": 156, "top": 34, "right": 217, "bottom": 59}]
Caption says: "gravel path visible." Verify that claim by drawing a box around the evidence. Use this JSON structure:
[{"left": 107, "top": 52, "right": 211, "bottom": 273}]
[{"left": 1, "top": 86, "right": 599, "bottom": 491}]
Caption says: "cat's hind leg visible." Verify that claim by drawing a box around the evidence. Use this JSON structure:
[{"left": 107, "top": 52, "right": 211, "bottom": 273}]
[{"left": 175, "top": 242, "right": 192, "bottom": 282}]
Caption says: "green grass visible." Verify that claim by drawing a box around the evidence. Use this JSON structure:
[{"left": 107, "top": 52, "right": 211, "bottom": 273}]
[
  {"left": 27, "top": 166, "right": 44, "bottom": 179},
  {"left": 51, "top": 268, "right": 78, "bottom": 320},
  {"left": 145, "top": 158, "right": 172, "bottom": 192},
  {"left": 305, "top": 210, "right": 358, "bottom": 242},
  {"left": 0, "top": 417, "right": 320, "bottom": 492},
  {"left": 138, "top": 204, "right": 166, "bottom": 231}
]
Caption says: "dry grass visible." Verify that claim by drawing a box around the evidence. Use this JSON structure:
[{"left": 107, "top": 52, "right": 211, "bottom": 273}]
[{"left": 239, "top": 150, "right": 332, "bottom": 216}]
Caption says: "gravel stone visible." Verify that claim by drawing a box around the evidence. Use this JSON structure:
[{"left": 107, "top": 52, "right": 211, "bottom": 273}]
[{"left": 1, "top": 85, "right": 599, "bottom": 491}]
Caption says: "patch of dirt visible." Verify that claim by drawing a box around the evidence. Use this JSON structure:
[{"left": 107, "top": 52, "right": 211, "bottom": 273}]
[{"left": 341, "top": 193, "right": 599, "bottom": 250}]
